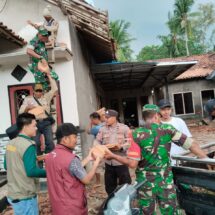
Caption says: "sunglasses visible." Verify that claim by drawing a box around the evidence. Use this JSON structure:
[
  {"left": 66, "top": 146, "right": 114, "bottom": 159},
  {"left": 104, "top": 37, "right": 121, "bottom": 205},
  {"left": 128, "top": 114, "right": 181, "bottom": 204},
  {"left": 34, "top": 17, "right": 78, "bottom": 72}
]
[{"left": 35, "top": 89, "right": 43, "bottom": 93}]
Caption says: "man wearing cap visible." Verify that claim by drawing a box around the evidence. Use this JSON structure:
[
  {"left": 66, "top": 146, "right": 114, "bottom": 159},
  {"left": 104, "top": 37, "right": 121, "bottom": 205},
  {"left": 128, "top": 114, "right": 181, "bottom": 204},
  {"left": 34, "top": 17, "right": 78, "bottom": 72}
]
[
  {"left": 105, "top": 104, "right": 208, "bottom": 214},
  {"left": 19, "top": 61, "right": 58, "bottom": 159},
  {"left": 28, "top": 5, "right": 59, "bottom": 48},
  {"left": 27, "top": 26, "right": 58, "bottom": 91},
  {"left": 157, "top": 99, "right": 192, "bottom": 165},
  {"left": 45, "top": 123, "right": 102, "bottom": 215},
  {"left": 96, "top": 109, "right": 131, "bottom": 195}
]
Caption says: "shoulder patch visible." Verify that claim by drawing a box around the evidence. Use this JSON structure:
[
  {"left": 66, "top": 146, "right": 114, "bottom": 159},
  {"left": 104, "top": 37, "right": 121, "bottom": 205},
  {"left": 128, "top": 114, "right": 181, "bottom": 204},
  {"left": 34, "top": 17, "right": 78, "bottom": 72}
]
[{"left": 6, "top": 145, "right": 16, "bottom": 152}]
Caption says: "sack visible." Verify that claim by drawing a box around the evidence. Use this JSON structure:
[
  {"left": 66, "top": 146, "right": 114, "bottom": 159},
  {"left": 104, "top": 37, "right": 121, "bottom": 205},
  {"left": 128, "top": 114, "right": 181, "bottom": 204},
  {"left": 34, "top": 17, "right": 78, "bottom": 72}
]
[{"left": 6, "top": 124, "right": 19, "bottom": 140}]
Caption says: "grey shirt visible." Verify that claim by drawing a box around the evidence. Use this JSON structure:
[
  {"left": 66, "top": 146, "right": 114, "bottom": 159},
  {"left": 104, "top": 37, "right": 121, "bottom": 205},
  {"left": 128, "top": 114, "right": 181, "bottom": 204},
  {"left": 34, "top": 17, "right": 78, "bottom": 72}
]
[{"left": 69, "top": 157, "right": 87, "bottom": 180}]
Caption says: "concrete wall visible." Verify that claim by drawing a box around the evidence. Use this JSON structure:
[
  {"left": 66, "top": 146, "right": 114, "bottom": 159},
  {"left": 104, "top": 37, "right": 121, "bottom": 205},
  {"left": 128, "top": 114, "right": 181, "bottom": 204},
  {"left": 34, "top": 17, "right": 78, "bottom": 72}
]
[
  {"left": 164, "top": 79, "right": 215, "bottom": 118},
  {"left": 0, "top": 0, "right": 66, "bottom": 33},
  {"left": 0, "top": 1, "right": 80, "bottom": 132},
  {"left": 69, "top": 23, "right": 100, "bottom": 157}
]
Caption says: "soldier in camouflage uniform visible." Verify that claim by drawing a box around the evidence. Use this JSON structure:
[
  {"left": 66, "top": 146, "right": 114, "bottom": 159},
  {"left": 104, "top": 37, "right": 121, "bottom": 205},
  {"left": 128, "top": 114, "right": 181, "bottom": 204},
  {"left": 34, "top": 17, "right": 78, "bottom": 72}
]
[
  {"left": 105, "top": 104, "right": 208, "bottom": 215},
  {"left": 27, "top": 27, "right": 58, "bottom": 91}
]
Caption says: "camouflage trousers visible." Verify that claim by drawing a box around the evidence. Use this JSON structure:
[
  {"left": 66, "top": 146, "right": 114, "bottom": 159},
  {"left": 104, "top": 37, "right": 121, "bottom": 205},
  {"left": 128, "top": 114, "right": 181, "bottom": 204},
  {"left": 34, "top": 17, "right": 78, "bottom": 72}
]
[
  {"left": 137, "top": 168, "right": 183, "bottom": 215},
  {"left": 29, "top": 62, "right": 58, "bottom": 91}
]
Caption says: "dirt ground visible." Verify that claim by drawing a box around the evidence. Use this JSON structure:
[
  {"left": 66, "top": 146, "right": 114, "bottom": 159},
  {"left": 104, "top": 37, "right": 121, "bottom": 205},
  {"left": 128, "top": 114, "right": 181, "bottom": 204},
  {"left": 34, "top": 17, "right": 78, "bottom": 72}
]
[
  {"left": 189, "top": 125, "right": 215, "bottom": 145},
  {"left": 1, "top": 125, "right": 215, "bottom": 215}
]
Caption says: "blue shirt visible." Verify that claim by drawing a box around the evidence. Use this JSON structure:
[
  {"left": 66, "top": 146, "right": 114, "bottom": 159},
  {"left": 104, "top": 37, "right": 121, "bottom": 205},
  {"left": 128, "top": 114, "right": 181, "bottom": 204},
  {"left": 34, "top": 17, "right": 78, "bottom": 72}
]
[{"left": 90, "top": 124, "right": 103, "bottom": 138}]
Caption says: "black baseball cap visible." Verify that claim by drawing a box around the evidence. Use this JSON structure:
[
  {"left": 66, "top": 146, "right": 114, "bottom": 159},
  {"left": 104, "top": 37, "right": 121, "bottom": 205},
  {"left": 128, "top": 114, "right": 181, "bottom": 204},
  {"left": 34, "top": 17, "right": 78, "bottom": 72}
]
[
  {"left": 105, "top": 109, "right": 118, "bottom": 118},
  {"left": 157, "top": 99, "right": 172, "bottom": 109},
  {"left": 56, "top": 123, "right": 80, "bottom": 141}
]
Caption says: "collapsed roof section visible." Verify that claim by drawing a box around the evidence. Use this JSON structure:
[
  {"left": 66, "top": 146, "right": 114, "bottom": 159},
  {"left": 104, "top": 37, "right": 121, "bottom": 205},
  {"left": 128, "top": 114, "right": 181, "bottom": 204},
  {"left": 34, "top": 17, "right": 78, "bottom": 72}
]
[{"left": 46, "top": 0, "right": 116, "bottom": 63}]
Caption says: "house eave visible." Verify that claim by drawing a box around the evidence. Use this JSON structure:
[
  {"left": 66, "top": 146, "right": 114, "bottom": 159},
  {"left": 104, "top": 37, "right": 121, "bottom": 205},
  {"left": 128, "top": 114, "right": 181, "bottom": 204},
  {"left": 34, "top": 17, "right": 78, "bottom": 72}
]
[{"left": 0, "top": 47, "right": 73, "bottom": 66}]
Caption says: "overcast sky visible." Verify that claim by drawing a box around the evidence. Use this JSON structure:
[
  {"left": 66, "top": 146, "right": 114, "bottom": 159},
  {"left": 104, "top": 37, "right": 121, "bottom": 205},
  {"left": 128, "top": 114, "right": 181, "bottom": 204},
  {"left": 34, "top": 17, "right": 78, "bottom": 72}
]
[{"left": 93, "top": 0, "right": 212, "bottom": 56}]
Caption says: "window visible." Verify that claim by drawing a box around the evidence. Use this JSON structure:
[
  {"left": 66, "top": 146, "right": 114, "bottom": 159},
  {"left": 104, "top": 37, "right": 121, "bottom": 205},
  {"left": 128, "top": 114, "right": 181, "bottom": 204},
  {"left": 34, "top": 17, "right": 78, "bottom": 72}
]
[{"left": 173, "top": 92, "right": 194, "bottom": 115}]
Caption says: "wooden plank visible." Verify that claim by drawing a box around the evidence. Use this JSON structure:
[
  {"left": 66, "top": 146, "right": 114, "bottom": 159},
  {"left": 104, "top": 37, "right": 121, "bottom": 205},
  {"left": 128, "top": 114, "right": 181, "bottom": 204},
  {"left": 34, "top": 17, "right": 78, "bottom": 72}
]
[
  {"left": 68, "top": 11, "right": 109, "bottom": 31},
  {"left": 63, "top": 1, "right": 108, "bottom": 23},
  {"left": 66, "top": 5, "right": 109, "bottom": 28},
  {"left": 70, "top": 17, "right": 109, "bottom": 38},
  {"left": 71, "top": 20, "right": 111, "bottom": 42},
  {"left": 63, "top": 0, "right": 107, "bottom": 16}
]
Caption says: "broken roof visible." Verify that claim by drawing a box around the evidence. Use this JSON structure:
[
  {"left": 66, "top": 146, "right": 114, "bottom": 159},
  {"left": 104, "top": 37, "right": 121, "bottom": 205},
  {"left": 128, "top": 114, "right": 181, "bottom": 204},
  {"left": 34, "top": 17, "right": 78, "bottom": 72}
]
[
  {"left": 91, "top": 61, "right": 197, "bottom": 91},
  {"left": 0, "top": 22, "right": 27, "bottom": 47},
  {"left": 149, "top": 53, "right": 215, "bottom": 80},
  {"left": 46, "top": 0, "right": 116, "bottom": 63}
]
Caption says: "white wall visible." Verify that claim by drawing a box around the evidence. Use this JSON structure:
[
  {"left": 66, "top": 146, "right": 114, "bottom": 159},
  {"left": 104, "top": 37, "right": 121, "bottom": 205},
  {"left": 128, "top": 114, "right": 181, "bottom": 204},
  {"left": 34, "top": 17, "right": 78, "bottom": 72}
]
[
  {"left": 0, "top": 1, "right": 80, "bottom": 133},
  {"left": 69, "top": 23, "right": 99, "bottom": 157},
  {"left": 0, "top": 63, "right": 34, "bottom": 133},
  {"left": 0, "top": 0, "right": 66, "bottom": 33}
]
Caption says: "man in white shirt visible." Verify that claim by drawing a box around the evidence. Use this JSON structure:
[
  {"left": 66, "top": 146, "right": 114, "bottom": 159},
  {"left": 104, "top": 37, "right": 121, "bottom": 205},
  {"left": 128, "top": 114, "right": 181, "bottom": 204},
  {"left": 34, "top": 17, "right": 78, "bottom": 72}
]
[{"left": 157, "top": 99, "right": 192, "bottom": 165}]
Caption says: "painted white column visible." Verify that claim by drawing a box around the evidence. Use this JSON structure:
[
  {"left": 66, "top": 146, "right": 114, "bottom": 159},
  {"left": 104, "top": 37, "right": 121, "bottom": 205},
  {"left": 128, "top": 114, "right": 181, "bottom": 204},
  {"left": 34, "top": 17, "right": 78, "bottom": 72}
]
[{"left": 148, "top": 95, "right": 153, "bottom": 104}]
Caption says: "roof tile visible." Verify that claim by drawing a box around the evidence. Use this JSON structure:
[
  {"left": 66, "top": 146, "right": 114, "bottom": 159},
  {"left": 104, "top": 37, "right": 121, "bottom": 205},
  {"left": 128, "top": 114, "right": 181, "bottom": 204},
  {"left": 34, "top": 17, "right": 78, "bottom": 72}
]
[{"left": 0, "top": 22, "right": 27, "bottom": 46}]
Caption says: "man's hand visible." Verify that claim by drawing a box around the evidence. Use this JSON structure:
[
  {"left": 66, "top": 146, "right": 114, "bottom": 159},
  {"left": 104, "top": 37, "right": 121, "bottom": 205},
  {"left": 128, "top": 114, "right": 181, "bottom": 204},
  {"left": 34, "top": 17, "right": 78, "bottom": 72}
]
[
  {"left": 94, "top": 156, "right": 101, "bottom": 166},
  {"left": 86, "top": 148, "right": 95, "bottom": 161},
  {"left": 27, "top": 20, "right": 39, "bottom": 28},
  {"left": 37, "top": 59, "right": 50, "bottom": 74},
  {"left": 110, "top": 143, "right": 122, "bottom": 151},
  {"left": 104, "top": 148, "right": 115, "bottom": 160},
  {"left": 27, "top": 20, "right": 33, "bottom": 25}
]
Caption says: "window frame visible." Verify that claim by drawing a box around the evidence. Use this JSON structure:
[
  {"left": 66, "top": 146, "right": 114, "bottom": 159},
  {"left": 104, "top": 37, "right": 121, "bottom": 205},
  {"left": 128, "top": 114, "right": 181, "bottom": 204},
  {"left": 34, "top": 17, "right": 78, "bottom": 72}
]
[{"left": 172, "top": 91, "right": 195, "bottom": 116}]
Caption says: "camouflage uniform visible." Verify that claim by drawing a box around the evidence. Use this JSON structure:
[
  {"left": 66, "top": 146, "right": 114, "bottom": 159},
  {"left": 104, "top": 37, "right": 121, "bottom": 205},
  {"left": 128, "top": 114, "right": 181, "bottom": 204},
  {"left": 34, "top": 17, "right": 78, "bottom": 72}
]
[
  {"left": 28, "top": 35, "right": 58, "bottom": 91},
  {"left": 133, "top": 105, "right": 192, "bottom": 215}
]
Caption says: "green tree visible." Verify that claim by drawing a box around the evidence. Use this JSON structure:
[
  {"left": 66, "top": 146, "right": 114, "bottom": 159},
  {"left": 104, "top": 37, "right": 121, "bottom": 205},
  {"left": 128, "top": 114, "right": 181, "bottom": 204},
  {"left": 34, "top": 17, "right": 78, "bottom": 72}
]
[
  {"left": 210, "top": 29, "right": 215, "bottom": 48},
  {"left": 173, "top": 0, "right": 195, "bottom": 56},
  {"left": 136, "top": 45, "right": 169, "bottom": 61},
  {"left": 166, "top": 12, "right": 181, "bottom": 56},
  {"left": 192, "top": 3, "right": 215, "bottom": 49},
  {"left": 109, "top": 20, "right": 135, "bottom": 62}
]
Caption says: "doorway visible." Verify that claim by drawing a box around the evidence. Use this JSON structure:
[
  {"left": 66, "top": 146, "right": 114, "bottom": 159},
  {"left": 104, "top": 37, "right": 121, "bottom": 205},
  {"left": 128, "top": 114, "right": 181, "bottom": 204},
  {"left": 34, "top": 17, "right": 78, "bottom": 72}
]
[
  {"left": 122, "top": 97, "right": 138, "bottom": 128},
  {"left": 201, "top": 89, "right": 215, "bottom": 116}
]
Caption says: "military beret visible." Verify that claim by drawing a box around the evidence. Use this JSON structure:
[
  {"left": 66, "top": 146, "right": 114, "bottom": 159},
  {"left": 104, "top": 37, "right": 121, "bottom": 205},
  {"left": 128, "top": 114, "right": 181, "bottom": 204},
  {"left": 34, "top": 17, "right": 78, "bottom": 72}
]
[{"left": 142, "top": 104, "right": 160, "bottom": 113}]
